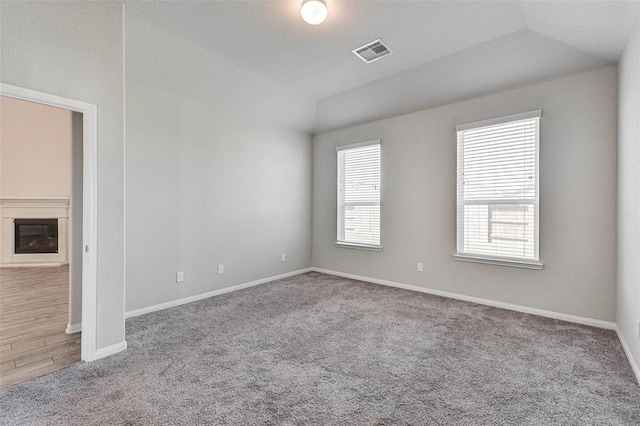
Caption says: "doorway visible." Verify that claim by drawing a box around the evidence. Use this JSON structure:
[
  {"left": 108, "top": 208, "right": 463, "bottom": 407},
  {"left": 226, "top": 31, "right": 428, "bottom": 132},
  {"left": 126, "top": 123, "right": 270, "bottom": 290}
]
[
  {"left": 0, "top": 96, "right": 80, "bottom": 388},
  {"left": 0, "top": 84, "right": 99, "bottom": 387}
]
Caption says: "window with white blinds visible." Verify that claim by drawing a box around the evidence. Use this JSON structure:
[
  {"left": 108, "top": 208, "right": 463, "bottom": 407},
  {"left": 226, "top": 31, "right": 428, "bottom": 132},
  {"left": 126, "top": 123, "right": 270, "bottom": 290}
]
[
  {"left": 337, "top": 140, "right": 381, "bottom": 249},
  {"left": 455, "top": 111, "right": 541, "bottom": 267}
]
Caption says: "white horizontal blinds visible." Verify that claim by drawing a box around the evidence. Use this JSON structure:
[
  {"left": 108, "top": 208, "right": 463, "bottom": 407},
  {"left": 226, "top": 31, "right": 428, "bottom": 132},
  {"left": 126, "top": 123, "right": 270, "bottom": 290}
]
[
  {"left": 457, "top": 112, "right": 539, "bottom": 261},
  {"left": 337, "top": 142, "right": 381, "bottom": 246}
]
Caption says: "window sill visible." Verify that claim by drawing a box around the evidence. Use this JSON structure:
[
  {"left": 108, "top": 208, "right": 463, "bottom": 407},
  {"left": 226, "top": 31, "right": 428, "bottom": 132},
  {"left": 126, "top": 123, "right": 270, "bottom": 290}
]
[
  {"left": 453, "top": 254, "right": 543, "bottom": 270},
  {"left": 335, "top": 242, "right": 382, "bottom": 252}
]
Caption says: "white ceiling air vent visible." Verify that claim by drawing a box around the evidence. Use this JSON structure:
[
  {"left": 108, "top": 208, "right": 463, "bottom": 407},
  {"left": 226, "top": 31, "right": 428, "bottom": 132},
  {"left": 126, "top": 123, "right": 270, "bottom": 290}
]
[{"left": 352, "top": 39, "right": 393, "bottom": 63}]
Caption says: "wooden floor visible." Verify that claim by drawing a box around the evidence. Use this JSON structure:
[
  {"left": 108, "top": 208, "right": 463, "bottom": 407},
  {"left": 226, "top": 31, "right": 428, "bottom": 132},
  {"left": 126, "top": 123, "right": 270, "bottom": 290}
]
[{"left": 0, "top": 265, "right": 80, "bottom": 389}]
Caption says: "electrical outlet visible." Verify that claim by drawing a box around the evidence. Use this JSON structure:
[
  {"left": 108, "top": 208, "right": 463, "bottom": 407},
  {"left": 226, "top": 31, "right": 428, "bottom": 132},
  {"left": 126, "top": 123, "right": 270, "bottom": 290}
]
[
  {"left": 176, "top": 271, "right": 184, "bottom": 283},
  {"left": 417, "top": 262, "right": 424, "bottom": 272},
  {"left": 217, "top": 264, "right": 224, "bottom": 275},
  {"left": 281, "top": 254, "right": 286, "bottom": 262},
  {"left": 636, "top": 320, "right": 640, "bottom": 340}
]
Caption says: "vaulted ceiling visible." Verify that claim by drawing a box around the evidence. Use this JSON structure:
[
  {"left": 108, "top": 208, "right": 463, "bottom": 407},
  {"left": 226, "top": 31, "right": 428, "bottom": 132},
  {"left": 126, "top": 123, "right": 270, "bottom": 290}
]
[{"left": 126, "top": 1, "right": 640, "bottom": 133}]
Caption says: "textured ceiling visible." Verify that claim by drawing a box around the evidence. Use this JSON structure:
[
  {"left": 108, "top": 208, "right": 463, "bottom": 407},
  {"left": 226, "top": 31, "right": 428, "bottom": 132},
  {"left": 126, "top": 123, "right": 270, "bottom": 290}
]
[
  {"left": 314, "top": 29, "right": 611, "bottom": 132},
  {"left": 125, "top": 0, "right": 640, "bottom": 133}
]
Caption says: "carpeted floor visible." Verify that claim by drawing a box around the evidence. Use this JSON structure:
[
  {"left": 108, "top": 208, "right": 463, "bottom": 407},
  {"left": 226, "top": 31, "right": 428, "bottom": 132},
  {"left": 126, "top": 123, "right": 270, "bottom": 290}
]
[{"left": 1, "top": 272, "right": 639, "bottom": 425}]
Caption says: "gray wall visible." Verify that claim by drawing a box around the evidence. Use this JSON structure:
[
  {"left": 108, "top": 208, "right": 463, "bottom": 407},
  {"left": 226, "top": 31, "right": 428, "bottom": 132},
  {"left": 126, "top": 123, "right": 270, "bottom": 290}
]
[
  {"left": 617, "top": 19, "right": 640, "bottom": 370},
  {"left": 124, "top": 15, "right": 315, "bottom": 312},
  {"left": 313, "top": 66, "right": 618, "bottom": 322},
  {"left": 0, "top": 1, "right": 125, "bottom": 349}
]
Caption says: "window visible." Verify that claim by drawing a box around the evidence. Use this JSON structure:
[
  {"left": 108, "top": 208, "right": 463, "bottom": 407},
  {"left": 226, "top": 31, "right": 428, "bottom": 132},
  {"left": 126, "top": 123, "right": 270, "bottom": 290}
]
[
  {"left": 336, "top": 140, "right": 381, "bottom": 250},
  {"left": 455, "top": 111, "right": 542, "bottom": 269}
]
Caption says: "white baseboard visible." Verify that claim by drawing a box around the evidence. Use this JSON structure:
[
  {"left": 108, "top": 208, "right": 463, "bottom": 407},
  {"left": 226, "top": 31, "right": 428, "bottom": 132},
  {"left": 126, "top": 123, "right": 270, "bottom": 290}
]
[
  {"left": 125, "top": 268, "right": 313, "bottom": 319},
  {"left": 311, "top": 267, "right": 616, "bottom": 330},
  {"left": 615, "top": 326, "right": 640, "bottom": 385},
  {"left": 65, "top": 323, "right": 81, "bottom": 334},
  {"left": 94, "top": 340, "right": 127, "bottom": 360}
]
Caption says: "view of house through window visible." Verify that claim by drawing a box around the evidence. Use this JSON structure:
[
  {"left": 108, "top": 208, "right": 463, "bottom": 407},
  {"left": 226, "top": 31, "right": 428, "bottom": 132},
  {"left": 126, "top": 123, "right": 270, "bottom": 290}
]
[
  {"left": 456, "top": 111, "right": 540, "bottom": 264},
  {"left": 337, "top": 141, "right": 381, "bottom": 248}
]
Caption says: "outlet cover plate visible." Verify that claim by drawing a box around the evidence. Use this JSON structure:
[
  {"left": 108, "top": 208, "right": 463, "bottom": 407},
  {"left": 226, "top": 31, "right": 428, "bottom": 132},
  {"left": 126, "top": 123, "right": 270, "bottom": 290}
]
[
  {"left": 217, "top": 264, "right": 224, "bottom": 275},
  {"left": 176, "top": 271, "right": 184, "bottom": 283}
]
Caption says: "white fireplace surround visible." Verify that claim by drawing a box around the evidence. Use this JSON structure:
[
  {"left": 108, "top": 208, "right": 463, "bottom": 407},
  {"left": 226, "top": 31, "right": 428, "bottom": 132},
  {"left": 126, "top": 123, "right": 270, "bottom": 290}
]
[{"left": 0, "top": 197, "right": 70, "bottom": 267}]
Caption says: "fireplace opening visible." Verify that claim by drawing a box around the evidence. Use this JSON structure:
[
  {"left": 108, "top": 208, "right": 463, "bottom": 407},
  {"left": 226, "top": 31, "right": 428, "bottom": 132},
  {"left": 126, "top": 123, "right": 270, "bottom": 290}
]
[{"left": 14, "top": 219, "right": 59, "bottom": 254}]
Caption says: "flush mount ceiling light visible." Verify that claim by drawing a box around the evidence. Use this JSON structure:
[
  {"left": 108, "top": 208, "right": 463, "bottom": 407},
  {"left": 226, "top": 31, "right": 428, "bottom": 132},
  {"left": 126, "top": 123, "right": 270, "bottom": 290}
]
[{"left": 301, "top": 0, "right": 328, "bottom": 25}]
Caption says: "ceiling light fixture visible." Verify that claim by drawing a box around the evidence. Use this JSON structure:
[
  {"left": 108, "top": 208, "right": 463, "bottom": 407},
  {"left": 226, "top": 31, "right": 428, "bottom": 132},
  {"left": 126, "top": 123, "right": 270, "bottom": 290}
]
[{"left": 300, "top": 0, "right": 328, "bottom": 25}]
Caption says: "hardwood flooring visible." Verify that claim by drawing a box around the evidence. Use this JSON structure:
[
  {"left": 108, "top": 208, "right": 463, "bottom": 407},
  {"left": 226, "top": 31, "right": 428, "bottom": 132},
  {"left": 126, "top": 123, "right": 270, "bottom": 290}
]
[{"left": 0, "top": 265, "right": 80, "bottom": 389}]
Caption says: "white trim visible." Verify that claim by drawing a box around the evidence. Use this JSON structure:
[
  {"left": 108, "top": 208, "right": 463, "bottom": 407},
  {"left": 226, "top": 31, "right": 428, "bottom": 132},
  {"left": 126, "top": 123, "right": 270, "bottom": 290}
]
[
  {"left": 122, "top": 2, "right": 128, "bottom": 340},
  {"left": 125, "top": 268, "right": 312, "bottom": 319},
  {"left": 335, "top": 242, "right": 382, "bottom": 252},
  {"left": 534, "top": 114, "right": 540, "bottom": 262},
  {"left": 311, "top": 268, "right": 615, "bottom": 330},
  {"left": 456, "top": 109, "right": 542, "bottom": 132},
  {"left": 0, "top": 83, "right": 99, "bottom": 362},
  {"left": 94, "top": 341, "right": 127, "bottom": 360},
  {"left": 65, "top": 323, "right": 82, "bottom": 334},
  {"left": 453, "top": 254, "right": 543, "bottom": 270},
  {"left": 336, "top": 139, "right": 380, "bottom": 151},
  {"left": 615, "top": 326, "right": 640, "bottom": 386}
]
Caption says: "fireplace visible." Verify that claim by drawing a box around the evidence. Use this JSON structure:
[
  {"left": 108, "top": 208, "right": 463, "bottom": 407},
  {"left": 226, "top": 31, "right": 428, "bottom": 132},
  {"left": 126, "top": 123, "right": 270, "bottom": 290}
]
[
  {"left": 14, "top": 218, "right": 59, "bottom": 254},
  {"left": 1, "top": 198, "right": 68, "bottom": 266}
]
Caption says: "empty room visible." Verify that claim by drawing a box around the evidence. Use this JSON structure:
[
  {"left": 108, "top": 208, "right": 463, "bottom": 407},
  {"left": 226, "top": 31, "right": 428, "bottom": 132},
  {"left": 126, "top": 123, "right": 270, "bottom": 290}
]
[{"left": 1, "top": 0, "right": 639, "bottom": 424}]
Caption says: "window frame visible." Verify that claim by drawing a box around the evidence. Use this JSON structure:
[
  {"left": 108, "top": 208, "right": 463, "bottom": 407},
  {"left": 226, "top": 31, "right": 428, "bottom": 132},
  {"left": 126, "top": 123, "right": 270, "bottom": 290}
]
[
  {"left": 335, "top": 139, "right": 382, "bottom": 251},
  {"left": 454, "top": 110, "right": 543, "bottom": 270}
]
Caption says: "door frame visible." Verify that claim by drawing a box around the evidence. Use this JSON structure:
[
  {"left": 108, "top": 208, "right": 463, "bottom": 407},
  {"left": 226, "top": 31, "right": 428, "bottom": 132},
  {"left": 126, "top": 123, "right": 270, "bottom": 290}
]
[{"left": 0, "top": 83, "right": 99, "bottom": 361}]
